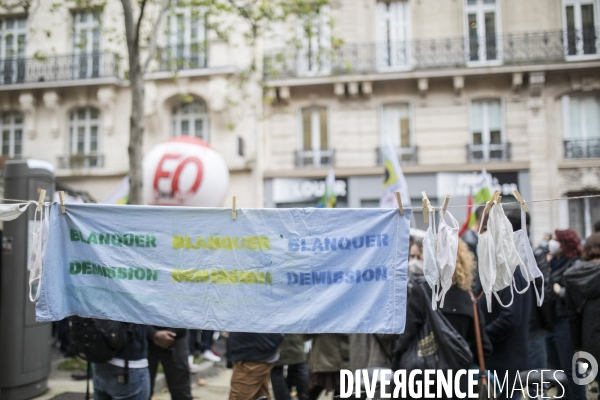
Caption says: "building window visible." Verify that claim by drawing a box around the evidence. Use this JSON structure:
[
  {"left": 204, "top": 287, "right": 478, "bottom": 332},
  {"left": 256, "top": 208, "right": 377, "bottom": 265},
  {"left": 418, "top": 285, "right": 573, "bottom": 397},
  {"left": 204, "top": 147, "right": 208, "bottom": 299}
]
[
  {"left": 568, "top": 191, "right": 600, "bottom": 239},
  {"left": 297, "top": 5, "right": 331, "bottom": 76},
  {"left": 172, "top": 100, "right": 209, "bottom": 141},
  {"left": 375, "top": 0, "right": 410, "bottom": 69},
  {"left": 379, "top": 103, "right": 416, "bottom": 163},
  {"left": 562, "top": 94, "right": 600, "bottom": 158},
  {"left": 296, "top": 107, "right": 333, "bottom": 167},
  {"left": 465, "top": 0, "right": 500, "bottom": 63},
  {"left": 0, "top": 16, "right": 27, "bottom": 84},
  {"left": 564, "top": 0, "right": 598, "bottom": 56},
  {"left": 0, "top": 111, "right": 23, "bottom": 159},
  {"left": 72, "top": 10, "right": 102, "bottom": 79},
  {"left": 468, "top": 99, "right": 510, "bottom": 162},
  {"left": 67, "top": 107, "right": 102, "bottom": 168},
  {"left": 162, "top": 6, "right": 207, "bottom": 70}
]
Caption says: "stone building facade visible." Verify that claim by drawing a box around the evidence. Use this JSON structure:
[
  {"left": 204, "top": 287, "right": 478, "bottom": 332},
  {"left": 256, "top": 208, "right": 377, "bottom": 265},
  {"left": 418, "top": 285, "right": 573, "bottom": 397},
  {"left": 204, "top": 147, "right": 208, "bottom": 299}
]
[
  {"left": 262, "top": 0, "right": 600, "bottom": 240},
  {"left": 0, "top": 0, "right": 599, "bottom": 240}
]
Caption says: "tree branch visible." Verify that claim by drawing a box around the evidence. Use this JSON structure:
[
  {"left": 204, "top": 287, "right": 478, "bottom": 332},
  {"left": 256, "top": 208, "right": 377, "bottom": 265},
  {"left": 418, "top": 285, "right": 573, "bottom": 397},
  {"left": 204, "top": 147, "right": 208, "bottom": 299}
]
[
  {"left": 142, "top": 0, "right": 172, "bottom": 74},
  {"left": 134, "top": 0, "right": 148, "bottom": 49}
]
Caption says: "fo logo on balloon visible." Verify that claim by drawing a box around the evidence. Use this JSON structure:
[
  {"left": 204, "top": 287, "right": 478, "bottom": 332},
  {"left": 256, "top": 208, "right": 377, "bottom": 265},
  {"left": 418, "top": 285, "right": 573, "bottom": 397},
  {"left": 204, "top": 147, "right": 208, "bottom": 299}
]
[{"left": 142, "top": 136, "right": 229, "bottom": 207}]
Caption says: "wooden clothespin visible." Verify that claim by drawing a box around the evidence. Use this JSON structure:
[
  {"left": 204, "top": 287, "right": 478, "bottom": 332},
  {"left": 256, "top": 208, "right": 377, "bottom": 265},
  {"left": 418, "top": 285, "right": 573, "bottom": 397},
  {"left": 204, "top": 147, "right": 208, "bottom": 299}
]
[
  {"left": 421, "top": 191, "right": 433, "bottom": 223},
  {"left": 232, "top": 196, "right": 237, "bottom": 220},
  {"left": 483, "top": 190, "right": 500, "bottom": 216},
  {"left": 512, "top": 189, "right": 530, "bottom": 212},
  {"left": 58, "top": 191, "right": 66, "bottom": 214},
  {"left": 36, "top": 189, "right": 46, "bottom": 212},
  {"left": 441, "top": 194, "right": 450, "bottom": 217},
  {"left": 393, "top": 191, "right": 404, "bottom": 215}
]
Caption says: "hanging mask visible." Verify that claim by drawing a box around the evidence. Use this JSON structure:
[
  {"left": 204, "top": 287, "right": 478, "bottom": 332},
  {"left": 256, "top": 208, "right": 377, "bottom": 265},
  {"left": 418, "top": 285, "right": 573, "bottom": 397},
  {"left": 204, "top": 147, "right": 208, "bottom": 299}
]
[
  {"left": 436, "top": 210, "right": 459, "bottom": 308},
  {"left": 548, "top": 239, "right": 561, "bottom": 255},
  {"left": 422, "top": 209, "right": 440, "bottom": 310},
  {"left": 29, "top": 204, "right": 49, "bottom": 302},
  {"left": 489, "top": 202, "right": 521, "bottom": 308},
  {"left": 513, "top": 208, "right": 544, "bottom": 306},
  {"left": 477, "top": 202, "right": 497, "bottom": 312},
  {"left": 0, "top": 202, "right": 32, "bottom": 221}
]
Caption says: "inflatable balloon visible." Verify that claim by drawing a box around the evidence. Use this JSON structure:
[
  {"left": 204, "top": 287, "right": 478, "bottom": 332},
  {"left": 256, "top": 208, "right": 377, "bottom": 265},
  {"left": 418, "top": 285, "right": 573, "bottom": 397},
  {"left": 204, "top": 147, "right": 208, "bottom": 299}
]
[{"left": 143, "top": 136, "right": 229, "bottom": 207}]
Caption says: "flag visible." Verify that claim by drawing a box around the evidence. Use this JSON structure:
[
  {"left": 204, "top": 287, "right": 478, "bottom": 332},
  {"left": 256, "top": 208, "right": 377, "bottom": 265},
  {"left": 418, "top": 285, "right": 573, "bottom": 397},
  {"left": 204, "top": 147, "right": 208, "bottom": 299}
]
[
  {"left": 458, "top": 194, "right": 473, "bottom": 237},
  {"left": 317, "top": 169, "right": 336, "bottom": 208},
  {"left": 103, "top": 176, "right": 130, "bottom": 205},
  {"left": 460, "top": 169, "right": 493, "bottom": 231},
  {"left": 380, "top": 139, "right": 410, "bottom": 209}
]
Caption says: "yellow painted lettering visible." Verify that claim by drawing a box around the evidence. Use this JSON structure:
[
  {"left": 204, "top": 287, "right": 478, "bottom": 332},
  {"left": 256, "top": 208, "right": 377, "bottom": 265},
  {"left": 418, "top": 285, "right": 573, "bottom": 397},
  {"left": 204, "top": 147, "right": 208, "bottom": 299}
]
[
  {"left": 228, "top": 270, "right": 239, "bottom": 283},
  {"left": 173, "top": 236, "right": 184, "bottom": 249},
  {"left": 172, "top": 270, "right": 184, "bottom": 282},
  {"left": 259, "top": 237, "right": 270, "bottom": 250},
  {"left": 217, "top": 270, "right": 228, "bottom": 284},
  {"left": 185, "top": 236, "right": 200, "bottom": 249},
  {"left": 221, "top": 237, "right": 233, "bottom": 250},
  {"left": 208, "top": 237, "right": 221, "bottom": 249},
  {"left": 247, "top": 237, "right": 258, "bottom": 250}
]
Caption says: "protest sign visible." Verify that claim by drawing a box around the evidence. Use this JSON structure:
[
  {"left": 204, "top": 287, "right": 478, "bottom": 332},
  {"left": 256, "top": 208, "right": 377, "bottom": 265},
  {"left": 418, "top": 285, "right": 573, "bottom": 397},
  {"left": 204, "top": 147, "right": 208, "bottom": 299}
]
[{"left": 36, "top": 204, "right": 410, "bottom": 333}]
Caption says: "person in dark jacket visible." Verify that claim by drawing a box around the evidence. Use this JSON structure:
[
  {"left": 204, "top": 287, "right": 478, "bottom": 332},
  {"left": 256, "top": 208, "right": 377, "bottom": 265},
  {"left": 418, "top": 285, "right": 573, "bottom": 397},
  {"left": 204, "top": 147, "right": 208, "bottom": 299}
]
[
  {"left": 147, "top": 326, "right": 192, "bottom": 400},
  {"left": 505, "top": 210, "right": 552, "bottom": 370},
  {"left": 545, "top": 228, "right": 586, "bottom": 400},
  {"left": 395, "top": 240, "right": 492, "bottom": 397},
  {"left": 271, "top": 334, "right": 309, "bottom": 400},
  {"left": 479, "top": 208, "right": 531, "bottom": 400},
  {"left": 228, "top": 332, "right": 284, "bottom": 400},
  {"left": 93, "top": 324, "right": 150, "bottom": 400},
  {"left": 564, "top": 233, "right": 600, "bottom": 383}
]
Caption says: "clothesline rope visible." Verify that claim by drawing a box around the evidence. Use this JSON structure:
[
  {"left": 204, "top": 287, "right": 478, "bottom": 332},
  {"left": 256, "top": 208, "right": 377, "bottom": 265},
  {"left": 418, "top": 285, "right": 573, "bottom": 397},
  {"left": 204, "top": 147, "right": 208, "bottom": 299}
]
[{"left": 1, "top": 194, "right": 600, "bottom": 211}]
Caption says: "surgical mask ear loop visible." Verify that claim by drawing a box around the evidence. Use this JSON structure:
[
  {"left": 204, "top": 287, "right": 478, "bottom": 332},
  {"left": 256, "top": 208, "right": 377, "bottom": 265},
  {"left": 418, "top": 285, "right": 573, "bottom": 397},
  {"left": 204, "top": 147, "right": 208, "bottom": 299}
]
[
  {"left": 509, "top": 205, "right": 531, "bottom": 295},
  {"left": 490, "top": 202, "right": 516, "bottom": 308},
  {"left": 28, "top": 202, "right": 44, "bottom": 302},
  {"left": 520, "top": 207, "right": 544, "bottom": 305},
  {"left": 430, "top": 208, "right": 440, "bottom": 311}
]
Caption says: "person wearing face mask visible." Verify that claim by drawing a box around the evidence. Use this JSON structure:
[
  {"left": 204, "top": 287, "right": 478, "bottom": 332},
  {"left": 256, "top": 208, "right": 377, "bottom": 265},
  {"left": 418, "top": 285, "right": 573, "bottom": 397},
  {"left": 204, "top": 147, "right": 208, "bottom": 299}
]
[
  {"left": 538, "top": 233, "right": 552, "bottom": 252},
  {"left": 564, "top": 233, "right": 600, "bottom": 394},
  {"left": 394, "top": 240, "right": 493, "bottom": 397},
  {"left": 545, "top": 228, "right": 586, "bottom": 400},
  {"left": 408, "top": 240, "right": 425, "bottom": 290}
]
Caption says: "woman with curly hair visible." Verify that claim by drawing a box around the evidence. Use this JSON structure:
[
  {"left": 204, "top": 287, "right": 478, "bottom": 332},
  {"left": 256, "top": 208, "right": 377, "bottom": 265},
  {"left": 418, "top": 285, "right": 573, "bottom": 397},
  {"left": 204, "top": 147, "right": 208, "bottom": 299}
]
[
  {"left": 545, "top": 228, "right": 586, "bottom": 400},
  {"left": 394, "top": 240, "right": 492, "bottom": 396}
]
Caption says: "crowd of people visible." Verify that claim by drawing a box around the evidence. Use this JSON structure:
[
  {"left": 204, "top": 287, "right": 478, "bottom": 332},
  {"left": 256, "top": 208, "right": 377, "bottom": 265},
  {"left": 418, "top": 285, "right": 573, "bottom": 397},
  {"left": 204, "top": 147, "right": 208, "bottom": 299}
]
[{"left": 52, "top": 213, "right": 600, "bottom": 400}]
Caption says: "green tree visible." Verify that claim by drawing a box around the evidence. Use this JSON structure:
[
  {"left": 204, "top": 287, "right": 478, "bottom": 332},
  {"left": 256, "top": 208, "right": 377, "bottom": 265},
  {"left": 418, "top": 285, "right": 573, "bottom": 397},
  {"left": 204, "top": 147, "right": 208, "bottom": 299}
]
[{"left": 0, "top": 0, "right": 329, "bottom": 204}]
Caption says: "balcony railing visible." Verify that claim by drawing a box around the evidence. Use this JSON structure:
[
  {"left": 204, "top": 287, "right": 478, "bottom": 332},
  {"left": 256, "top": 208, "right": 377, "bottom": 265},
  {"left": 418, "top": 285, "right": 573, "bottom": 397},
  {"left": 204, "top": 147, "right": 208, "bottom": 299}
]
[
  {"left": 564, "top": 139, "right": 600, "bottom": 159},
  {"left": 58, "top": 154, "right": 104, "bottom": 169},
  {"left": 376, "top": 146, "right": 418, "bottom": 165},
  {"left": 155, "top": 45, "right": 208, "bottom": 72},
  {"left": 0, "top": 52, "right": 120, "bottom": 86},
  {"left": 467, "top": 143, "right": 511, "bottom": 163},
  {"left": 294, "top": 149, "right": 335, "bottom": 168},
  {"left": 264, "top": 28, "right": 600, "bottom": 79}
]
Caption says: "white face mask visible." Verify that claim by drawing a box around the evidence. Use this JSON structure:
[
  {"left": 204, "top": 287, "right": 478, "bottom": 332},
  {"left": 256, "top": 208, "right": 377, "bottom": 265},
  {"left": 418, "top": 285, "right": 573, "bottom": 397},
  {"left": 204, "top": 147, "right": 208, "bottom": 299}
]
[
  {"left": 408, "top": 259, "right": 424, "bottom": 275},
  {"left": 436, "top": 210, "right": 459, "bottom": 308},
  {"left": 29, "top": 204, "right": 49, "bottom": 302},
  {"left": 477, "top": 202, "right": 497, "bottom": 312},
  {"left": 492, "top": 203, "right": 529, "bottom": 298},
  {"left": 0, "top": 202, "right": 32, "bottom": 221},
  {"left": 422, "top": 209, "right": 440, "bottom": 310},
  {"left": 513, "top": 208, "right": 544, "bottom": 306},
  {"left": 548, "top": 239, "right": 561, "bottom": 255}
]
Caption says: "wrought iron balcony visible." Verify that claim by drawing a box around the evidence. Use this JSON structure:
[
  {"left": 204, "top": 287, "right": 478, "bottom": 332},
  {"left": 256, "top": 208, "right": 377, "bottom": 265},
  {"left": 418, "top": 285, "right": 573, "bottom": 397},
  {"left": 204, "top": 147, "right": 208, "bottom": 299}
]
[
  {"left": 155, "top": 44, "right": 208, "bottom": 72},
  {"left": 58, "top": 153, "right": 104, "bottom": 169},
  {"left": 0, "top": 52, "right": 120, "bottom": 86},
  {"left": 376, "top": 146, "right": 418, "bottom": 165},
  {"left": 264, "top": 27, "right": 600, "bottom": 79},
  {"left": 564, "top": 139, "right": 600, "bottom": 159},
  {"left": 466, "top": 143, "right": 511, "bottom": 163},
  {"left": 294, "top": 149, "right": 335, "bottom": 168}
]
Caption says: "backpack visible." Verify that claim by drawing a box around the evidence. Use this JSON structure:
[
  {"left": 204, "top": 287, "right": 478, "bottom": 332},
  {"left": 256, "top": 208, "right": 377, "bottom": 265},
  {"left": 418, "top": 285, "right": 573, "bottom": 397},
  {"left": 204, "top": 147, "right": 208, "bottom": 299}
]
[{"left": 69, "top": 316, "right": 133, "bottom": 363}]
